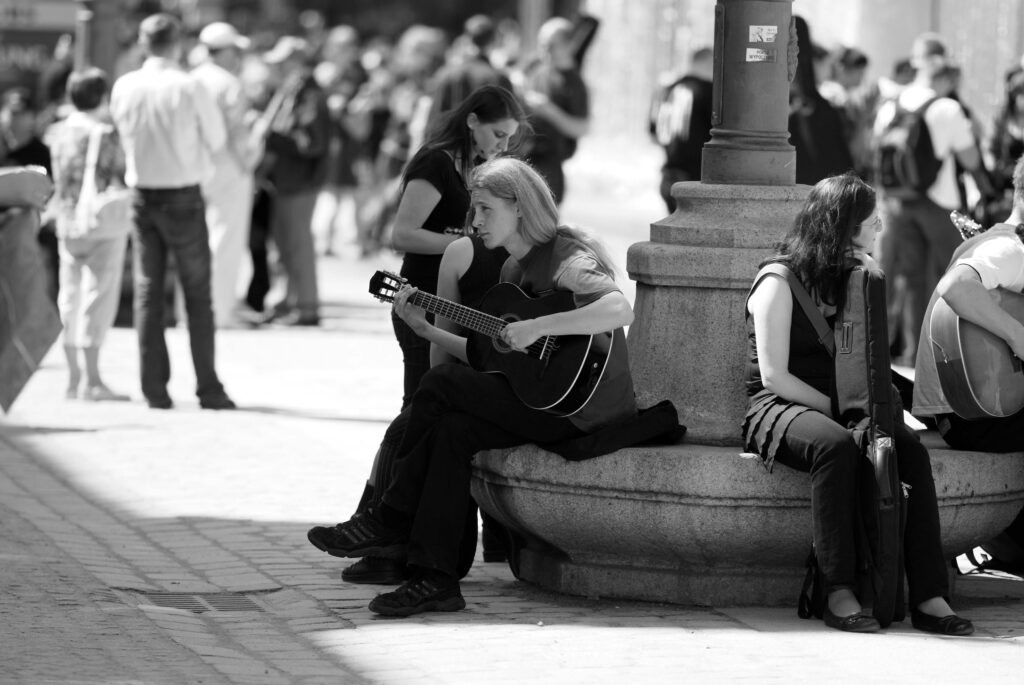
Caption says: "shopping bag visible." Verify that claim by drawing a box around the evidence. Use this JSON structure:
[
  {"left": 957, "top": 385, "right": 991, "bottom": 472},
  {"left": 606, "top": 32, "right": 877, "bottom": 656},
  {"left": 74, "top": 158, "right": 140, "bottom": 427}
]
[{"left": 0, "top": 208, "right": 62, "bottom": 412}]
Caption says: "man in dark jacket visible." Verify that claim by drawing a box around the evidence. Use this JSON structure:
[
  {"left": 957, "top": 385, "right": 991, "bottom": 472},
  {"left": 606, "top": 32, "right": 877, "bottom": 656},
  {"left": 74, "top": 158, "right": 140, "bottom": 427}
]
[
  {"left": 260, "top": 36, "right": 330, "bottom": 326},
  {"left": 649, "top": 48, "right": 714, "bottom": 213}
]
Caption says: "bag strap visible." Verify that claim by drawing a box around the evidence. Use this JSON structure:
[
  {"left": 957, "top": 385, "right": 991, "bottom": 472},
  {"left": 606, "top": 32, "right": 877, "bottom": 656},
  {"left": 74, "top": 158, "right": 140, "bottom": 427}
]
[
  {"left": 77, "top": 124, "right": 106, "bottom": 209},
  {"left": 752, "top": 263, "right": 836, "bottom": 357}
]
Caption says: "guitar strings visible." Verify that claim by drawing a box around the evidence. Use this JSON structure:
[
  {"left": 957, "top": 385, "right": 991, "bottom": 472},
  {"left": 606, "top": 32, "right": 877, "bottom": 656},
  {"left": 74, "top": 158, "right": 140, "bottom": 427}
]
[{"left": 409, "top": 291, "right": 552, "bottom": 357}]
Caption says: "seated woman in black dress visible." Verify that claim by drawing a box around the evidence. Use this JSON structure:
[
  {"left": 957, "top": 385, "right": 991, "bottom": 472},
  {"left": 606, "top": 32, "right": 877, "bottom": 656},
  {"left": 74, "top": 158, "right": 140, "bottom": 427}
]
[{"left": 743, "top": 172, "right": 973, "bottom": 635}]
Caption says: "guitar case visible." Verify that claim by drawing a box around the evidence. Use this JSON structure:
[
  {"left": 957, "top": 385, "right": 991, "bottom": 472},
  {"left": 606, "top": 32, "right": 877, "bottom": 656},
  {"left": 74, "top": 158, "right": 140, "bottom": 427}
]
[{"left": 832, "top": 256, "right": 906, "bottom": 628}]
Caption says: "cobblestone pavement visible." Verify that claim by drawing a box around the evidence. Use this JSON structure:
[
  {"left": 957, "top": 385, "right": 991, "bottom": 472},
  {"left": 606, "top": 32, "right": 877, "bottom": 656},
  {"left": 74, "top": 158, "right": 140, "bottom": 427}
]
[{"left": 2, "top": 141, "right": 1023, "bottom": 683}]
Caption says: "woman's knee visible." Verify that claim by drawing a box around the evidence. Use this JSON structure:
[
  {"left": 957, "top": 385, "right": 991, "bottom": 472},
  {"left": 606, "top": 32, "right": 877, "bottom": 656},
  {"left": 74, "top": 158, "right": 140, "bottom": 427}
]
[
  {"left": 809, "top": 434, "right": 861, "bottom": 476},
  {"left": 418, "top": 364, "right": 471, "bottom": 395}
]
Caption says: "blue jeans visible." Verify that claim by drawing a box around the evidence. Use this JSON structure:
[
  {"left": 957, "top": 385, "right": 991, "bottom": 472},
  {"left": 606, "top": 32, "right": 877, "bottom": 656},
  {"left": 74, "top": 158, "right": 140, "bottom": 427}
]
[
  {"left": 876, "top": 196, "right": 961, "bottom": 361},
  {"left": 270, "top": 189, "right": 320, "bottom": 318},
  {"left": 132, "top": 185, "right": 225, "bottom": 403}
]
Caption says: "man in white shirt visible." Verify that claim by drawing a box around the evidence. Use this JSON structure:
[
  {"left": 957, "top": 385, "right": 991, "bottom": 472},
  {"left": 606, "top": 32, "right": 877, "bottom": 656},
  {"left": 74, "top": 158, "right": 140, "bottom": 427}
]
[
  {"left": 192, "top": 21, "right": 261, "bottom": 329},
  {"left": 913, "top": 154, "right": 1024, "bottom": 570},
  {"left": 872, "top": 33, "right": 993, "bottom": 365},
  {"left": 110, "top": 13, "right": 234, "bottom": 410}
]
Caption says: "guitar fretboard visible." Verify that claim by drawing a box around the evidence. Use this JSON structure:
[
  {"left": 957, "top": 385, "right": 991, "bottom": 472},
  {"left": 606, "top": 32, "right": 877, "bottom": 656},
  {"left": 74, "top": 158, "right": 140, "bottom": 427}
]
[{"left": 409, "top": 290, "right": 553, "bottom": 359}]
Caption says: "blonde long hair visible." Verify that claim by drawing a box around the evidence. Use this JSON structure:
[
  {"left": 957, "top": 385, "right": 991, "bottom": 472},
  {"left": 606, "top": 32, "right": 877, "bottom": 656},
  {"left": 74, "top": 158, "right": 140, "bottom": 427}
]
[{"left": 468, "top": 157, "right": 619, "bottom": 278}]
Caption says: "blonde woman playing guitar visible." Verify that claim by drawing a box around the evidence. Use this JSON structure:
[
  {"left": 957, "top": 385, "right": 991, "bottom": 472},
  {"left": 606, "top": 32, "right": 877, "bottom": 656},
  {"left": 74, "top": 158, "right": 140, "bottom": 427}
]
[
  {"left": 912, "top": 155, "right": 1024, "bottom": 572},
  {"left": 307, "top": 158, "right": 637, "bottom": 617}
]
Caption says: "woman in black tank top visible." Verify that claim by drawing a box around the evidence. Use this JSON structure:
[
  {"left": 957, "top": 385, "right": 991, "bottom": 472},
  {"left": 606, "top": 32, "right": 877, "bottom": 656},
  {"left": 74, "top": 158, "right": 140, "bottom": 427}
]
[
  {"left": 388, "top": 85, "right": 524, "bottom": 409},
  {"left": 744, "top": 173, "right": 973, "bottom": 636}
]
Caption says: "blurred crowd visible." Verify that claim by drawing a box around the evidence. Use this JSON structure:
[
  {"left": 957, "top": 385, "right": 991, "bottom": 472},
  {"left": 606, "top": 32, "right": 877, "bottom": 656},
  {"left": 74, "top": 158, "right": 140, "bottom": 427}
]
[
  {"left": 10, "top": 9, "right": 1024, "bottom": 400},
  {"left": 11, "top": 10, "right": 599, "bottom": 325},
  {"left": 647, "top": 15, "right": 1024, "bottom": 366},
  {"left": 0, "top": 9, "right": 598, "bottom": 404}
]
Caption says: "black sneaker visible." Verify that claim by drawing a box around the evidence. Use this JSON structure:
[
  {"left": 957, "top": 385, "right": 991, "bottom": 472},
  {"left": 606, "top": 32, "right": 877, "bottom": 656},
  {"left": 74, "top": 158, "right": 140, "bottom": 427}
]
[
  {"left": 368, "top": 574, "right": 465, "bottom": 617},
  {"left": 307, "top": 511, "right": 407, "bottom": 558},
  {"left": 341, "top": 556, "right": 410, "bottom": 584}
]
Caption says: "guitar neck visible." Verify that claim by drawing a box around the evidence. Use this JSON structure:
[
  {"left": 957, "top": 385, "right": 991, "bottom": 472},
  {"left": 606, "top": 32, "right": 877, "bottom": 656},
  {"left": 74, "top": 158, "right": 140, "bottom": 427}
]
[{"left": 409, "top": 290, "right": 507, "bottom": 338}]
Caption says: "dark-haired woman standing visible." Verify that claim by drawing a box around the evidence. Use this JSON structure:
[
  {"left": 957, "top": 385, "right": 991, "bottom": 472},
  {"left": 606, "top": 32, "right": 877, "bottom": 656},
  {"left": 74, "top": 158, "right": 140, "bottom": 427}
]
[{"left": 389, "top": 84, "right": 524, "bottom": 407}]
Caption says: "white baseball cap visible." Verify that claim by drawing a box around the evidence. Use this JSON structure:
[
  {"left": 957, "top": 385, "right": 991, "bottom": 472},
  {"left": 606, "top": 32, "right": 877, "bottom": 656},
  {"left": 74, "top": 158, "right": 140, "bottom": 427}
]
[{"left": 199, "top": 22, "right": 251, "bottom": 51}]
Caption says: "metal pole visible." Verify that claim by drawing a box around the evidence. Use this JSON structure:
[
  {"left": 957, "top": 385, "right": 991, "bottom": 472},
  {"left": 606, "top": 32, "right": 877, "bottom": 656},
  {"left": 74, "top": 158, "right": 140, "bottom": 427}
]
[{"left": 74, "top": 0, "right": 94, "bottom": 71}]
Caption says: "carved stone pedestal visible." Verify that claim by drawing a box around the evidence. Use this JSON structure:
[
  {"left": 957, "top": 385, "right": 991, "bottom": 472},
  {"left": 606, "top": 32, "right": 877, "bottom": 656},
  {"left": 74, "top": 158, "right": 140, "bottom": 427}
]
[{"left": 472, "top": 434, "right": 1024, "bottom": 606}]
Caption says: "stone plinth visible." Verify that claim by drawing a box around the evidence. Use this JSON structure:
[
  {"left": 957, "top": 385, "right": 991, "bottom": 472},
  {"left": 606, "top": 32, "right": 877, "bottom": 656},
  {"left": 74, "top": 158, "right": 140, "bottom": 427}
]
[
  {"left": 627, "top": 182, "right": 810, "bottom": 445},
  {"left": 471, "top": 432, "right": 1024, "bottom": 606}
]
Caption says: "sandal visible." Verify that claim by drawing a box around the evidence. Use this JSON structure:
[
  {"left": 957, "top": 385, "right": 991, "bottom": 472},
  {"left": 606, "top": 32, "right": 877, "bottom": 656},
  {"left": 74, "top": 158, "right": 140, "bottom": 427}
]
[{"left": 307, "top": 510, "right": 407, "bottom": 559}]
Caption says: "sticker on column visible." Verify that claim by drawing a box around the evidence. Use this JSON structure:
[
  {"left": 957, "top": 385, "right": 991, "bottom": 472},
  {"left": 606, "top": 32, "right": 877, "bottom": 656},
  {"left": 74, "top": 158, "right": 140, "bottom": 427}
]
[
  {"left": 746, "top": 48, "right": 777, "bottom": 63},
  {"left": 749, "top": 25, "right": 778, "bottom": 43}
]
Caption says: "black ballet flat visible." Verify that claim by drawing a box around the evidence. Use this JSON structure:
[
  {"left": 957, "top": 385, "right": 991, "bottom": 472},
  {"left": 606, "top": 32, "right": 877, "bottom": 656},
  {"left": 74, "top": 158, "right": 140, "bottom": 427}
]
[
  {"left": 824, "top": 606, "right": 881, "bottom": 633},
  {"left": 910, "top": 609, "right": 975, "bottom": 636}
]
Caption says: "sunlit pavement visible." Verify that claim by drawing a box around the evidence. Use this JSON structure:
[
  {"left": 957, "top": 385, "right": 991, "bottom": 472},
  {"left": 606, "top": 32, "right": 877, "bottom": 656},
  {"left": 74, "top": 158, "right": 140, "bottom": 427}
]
[{"left": 1, "top": 138, "right": 1022, "bottom": 684}]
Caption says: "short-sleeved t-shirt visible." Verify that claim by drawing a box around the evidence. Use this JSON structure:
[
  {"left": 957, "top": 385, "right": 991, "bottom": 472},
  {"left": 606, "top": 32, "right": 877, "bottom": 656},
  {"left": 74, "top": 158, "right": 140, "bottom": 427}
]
[
  {"left": 913, "top": 225, "right": 1024, "bottom": 416},
  {"left": 498, "top": 233, "right": 637, "bottom": 432},
  {"left": 873, "top": 84, "right": 974, "bottom": 210},
  {"left": 399, "top": 148, "right": 470, "bottom": 294}
]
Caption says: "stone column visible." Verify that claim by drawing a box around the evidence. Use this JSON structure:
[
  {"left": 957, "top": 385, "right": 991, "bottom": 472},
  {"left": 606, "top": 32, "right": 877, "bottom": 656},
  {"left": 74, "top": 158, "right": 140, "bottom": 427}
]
[{"left": 627, "top": 0, "right": 808, "bottom": 445}]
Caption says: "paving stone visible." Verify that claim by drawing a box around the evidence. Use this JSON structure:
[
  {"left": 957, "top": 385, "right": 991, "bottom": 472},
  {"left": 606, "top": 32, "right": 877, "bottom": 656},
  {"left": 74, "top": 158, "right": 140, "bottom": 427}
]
[{"left": 3, "top": 244, "right": 1023, "bottom": 685}]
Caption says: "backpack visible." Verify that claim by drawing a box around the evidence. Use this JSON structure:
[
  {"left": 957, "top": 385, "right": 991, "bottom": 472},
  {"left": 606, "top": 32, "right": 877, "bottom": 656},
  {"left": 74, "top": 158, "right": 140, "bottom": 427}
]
[
  {"left": 874, "top": 96, "right": 942, "bottom": 198},
  {"left": 649, "top": 75, "right": 713, "bottom": 172},
  {"left": 831, "top": 258, "right": 907, "bottom": 628}
]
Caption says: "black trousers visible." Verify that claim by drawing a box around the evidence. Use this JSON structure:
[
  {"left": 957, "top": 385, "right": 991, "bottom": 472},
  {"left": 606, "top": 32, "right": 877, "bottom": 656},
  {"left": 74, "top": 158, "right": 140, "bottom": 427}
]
[
  {"left": 776, "top": 411, "right": 948, "bottom": 607},
  {"left": 939, "top": 409, "right": 1024, "bottom": 549},
  {"left": 391, "top": 312, "right": 430, "bottom": 410},
  {"left": 245, "top": 188, "right": 272, "bottom": 312},
  {"left": 381, "top": 363, "right": 584, "bottom": 577}
]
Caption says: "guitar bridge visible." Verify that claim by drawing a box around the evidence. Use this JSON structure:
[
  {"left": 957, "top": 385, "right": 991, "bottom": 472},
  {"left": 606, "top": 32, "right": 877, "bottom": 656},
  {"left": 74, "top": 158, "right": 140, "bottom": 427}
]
[{"left": 539, "top": 336, "right": 557, "bottom": 361}]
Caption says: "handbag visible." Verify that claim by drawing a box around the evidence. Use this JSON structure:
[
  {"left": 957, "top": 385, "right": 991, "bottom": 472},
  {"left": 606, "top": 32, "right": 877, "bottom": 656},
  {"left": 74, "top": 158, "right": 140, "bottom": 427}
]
[
  {"left": 0, "top": 209, "right": 62, "bottom": 412},
  {"left": 73, "top": 124, "right": 133, "bottom": 240}
]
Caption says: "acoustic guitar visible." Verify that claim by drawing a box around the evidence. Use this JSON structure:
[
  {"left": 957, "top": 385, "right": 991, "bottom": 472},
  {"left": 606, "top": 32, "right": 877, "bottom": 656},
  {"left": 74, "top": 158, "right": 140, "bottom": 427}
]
[
  {"left": 929, "top": 288, "right": 1024, "bottom": 419},
  {"left": 369, "top": 270, "right": 612, "bottom": 416}
]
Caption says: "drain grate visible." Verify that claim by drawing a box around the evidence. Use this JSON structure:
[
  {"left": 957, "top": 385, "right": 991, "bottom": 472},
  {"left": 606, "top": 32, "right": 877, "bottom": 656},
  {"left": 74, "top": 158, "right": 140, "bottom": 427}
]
[{"left": 134, "top": 591, "right": 266, "bottom": 613}]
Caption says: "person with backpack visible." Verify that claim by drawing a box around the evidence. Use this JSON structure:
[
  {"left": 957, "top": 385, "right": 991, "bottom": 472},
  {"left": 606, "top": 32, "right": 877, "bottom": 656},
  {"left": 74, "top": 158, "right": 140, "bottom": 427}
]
[
  {"left": 743, "top": 172, "right": 974, "bottom": 635},
  {"left": 872, "top": 33, "right": 994, "bottom": 366},
  {"left": 648, "top": 47, "right": 714, "bottom": 213}
]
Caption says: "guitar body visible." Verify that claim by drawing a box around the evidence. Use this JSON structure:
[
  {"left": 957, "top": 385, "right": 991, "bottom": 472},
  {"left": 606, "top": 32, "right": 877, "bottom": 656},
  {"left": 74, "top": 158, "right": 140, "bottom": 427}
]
[
  {"left": 929, "top": 288, "right": 1024, "bottom": 419},
  {"left": 467, "top": 283, "right": 612, "bottom": 416}
]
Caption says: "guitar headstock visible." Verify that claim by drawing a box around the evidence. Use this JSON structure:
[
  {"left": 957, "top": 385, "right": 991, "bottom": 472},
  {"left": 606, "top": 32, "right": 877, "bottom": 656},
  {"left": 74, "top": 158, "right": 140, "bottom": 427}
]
[
  {"left": 368, "top": 270, "right": 407, "bottom": 303},
  {"left": 949, "top": 210, "right": 984, "bottom": 240}
]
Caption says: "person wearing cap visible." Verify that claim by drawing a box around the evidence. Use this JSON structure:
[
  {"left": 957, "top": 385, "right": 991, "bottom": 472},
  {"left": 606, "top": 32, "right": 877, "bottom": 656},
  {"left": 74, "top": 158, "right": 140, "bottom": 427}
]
[
  {"left": 871, "top": 32, "right": 995, "bottom": 366},
  {"left": 109, "top": 13, "right": 235, "bottom": 410},
  {"left": 254, "top": 35, "right": 330, "bottom": 326},
  {"left": 192, "top": 21, "right": 261, "bottom": 329}
]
